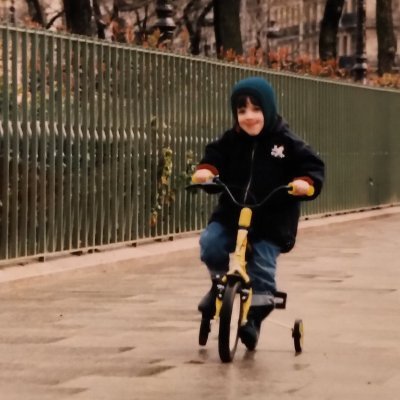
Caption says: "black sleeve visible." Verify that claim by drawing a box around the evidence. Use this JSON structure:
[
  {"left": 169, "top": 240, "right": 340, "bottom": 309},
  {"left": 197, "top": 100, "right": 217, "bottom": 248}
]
[
  {"left": 286, "top": 131, "right": 325, "bottom": 200},
  {"left": 197, "top": 130, "right": 232, "bottom": 175}
]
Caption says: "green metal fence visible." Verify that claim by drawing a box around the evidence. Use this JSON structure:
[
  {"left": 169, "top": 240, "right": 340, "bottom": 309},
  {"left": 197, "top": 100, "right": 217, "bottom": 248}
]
[{"left": 1, "top": 25, "right": 400, "bottom": 263}]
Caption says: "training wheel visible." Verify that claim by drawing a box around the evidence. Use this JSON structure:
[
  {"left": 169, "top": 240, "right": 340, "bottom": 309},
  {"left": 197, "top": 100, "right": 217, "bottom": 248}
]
[
  {"left": 292, "top": 319, "right": 304, "bottom": 354},
  {"left": 199, "top": 318, "right": 211, "bottom": 346}
]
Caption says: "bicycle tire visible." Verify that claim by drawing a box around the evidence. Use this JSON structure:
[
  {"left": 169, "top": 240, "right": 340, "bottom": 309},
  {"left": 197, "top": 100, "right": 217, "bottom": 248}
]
[
  {"left": 292, "top": 319, "right": 304, "bottom": 354},
  {"left": 218, "top": 280, "right": 242, "bottom": 363}
]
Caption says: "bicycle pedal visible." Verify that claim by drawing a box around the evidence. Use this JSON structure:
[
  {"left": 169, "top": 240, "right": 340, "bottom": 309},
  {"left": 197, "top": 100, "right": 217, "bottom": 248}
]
[{"left": 274, "top": 291, "right": 287, "bottom": 309}]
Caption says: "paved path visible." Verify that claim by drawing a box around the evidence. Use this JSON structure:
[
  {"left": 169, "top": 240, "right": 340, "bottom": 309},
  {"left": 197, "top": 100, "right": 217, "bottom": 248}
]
[{"left": 0, "top": 208, "right": 399, "bottom": 399}]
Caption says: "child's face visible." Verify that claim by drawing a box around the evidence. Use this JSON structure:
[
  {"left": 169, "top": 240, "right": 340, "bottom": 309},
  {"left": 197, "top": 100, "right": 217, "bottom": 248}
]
[{"left": 237, "top": 98, "right": 264, "bottom": 136}]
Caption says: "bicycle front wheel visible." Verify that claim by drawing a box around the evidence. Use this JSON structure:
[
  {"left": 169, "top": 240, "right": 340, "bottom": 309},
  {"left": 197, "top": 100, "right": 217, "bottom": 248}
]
[{"left": 218, "top": 280, "right": 243, "bottom": 363}]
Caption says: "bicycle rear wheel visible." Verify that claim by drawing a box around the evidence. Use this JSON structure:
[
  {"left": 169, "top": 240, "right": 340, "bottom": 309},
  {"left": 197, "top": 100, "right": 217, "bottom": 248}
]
[{"left": 218, "top": 280, "right": 243, "bottom": 363}]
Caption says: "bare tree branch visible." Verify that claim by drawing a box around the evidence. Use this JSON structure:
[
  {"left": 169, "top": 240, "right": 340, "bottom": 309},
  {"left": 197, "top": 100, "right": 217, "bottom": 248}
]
[
  {"left": 198, "top": 1, "right": 213, "bottom": 26},
  {"left": 45, "top": 10, "right": 64, "bottom": 29},
  {"left": 134, "top": 4, "right": 149, "bottom": 41},
  {"left": 182, "top": 0, "right": 213, "bottom": 55}
]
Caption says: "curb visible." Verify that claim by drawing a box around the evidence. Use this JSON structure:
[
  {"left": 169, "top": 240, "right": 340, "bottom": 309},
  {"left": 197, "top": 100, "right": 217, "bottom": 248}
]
[{"left": 1, "top": 206, "right": 399, "bottom": 284}]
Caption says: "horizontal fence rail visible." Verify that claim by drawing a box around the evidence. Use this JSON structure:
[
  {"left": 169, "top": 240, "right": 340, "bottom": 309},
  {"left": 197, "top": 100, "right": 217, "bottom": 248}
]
[{"left": 1, "top": 25, "right": 400, "bottom": 263}]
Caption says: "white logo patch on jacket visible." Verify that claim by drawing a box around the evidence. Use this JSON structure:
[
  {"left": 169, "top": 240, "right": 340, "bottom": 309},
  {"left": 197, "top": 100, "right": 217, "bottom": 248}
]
[{"left": 271, "top": 145, "right": 285, "bottom": 158}]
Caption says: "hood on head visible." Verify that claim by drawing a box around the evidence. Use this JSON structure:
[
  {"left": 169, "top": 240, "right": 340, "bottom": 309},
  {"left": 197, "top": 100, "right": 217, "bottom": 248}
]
[{"left": 230, "top": 76, "right": 278, "bottom": 132}]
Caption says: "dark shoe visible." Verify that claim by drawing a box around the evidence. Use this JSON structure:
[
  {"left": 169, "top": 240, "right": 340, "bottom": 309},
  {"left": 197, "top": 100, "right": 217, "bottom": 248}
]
[
  {"left": 239, "top": 320, "right": 260, "bottom": 351},
  {"left": 239, "top": 304, "right": 274, "bottom": 351},
  {"left": 198, "top": 278, "right": 220, "bottom": 318}
]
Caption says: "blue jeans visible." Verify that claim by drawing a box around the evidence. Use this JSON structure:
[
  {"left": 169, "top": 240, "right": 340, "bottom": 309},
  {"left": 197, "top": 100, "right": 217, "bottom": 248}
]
[{"left": 200, "top": 221, "right": 281, "bottom": 306}]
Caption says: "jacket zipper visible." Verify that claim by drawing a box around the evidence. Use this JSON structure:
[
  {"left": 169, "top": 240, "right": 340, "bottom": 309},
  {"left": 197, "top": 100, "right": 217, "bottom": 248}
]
[{"left": 243, "top": 141, "right": 257, "bottom": 203}]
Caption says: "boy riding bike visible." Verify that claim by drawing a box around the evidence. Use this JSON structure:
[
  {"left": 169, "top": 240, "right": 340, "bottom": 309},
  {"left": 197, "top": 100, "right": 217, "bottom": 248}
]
[{"left": 192, "top": 76, "right": 325, "bottom": 351}]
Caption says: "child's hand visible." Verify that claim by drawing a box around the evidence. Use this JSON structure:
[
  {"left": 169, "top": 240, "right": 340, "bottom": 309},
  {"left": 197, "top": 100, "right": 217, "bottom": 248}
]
[
  {"left": 289, "top": 179, "right": 314, "bottom": 196},
  {"left": 192, "top": 169, "right": 215, "bottom": 184}
]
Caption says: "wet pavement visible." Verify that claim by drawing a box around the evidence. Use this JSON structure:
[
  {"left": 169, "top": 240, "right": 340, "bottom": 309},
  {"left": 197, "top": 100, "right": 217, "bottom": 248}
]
[{"left": 0, "top": 208, "right": 399, "bottom": 399}]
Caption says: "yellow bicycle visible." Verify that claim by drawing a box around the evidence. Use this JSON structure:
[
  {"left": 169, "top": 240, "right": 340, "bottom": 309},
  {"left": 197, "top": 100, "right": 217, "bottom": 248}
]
[{"left": 188, "top": 176, "right": 310, "bottom": 362}]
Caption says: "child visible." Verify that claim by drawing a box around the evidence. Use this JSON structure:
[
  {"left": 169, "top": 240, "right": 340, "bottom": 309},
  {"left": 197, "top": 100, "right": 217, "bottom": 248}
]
[{"left": 191, "top": 76, "right": 325, "bottom": 351}]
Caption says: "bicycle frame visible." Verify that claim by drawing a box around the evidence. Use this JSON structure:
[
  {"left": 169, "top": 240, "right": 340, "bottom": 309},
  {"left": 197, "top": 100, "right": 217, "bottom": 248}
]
[{"left": 214, "top": 207, "right": 253, "bottom": 326}]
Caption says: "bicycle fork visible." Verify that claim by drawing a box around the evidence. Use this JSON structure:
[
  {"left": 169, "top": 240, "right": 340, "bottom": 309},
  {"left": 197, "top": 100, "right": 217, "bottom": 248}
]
[{"left": 214, "top": 207, "right": 253, "bottom": 325}]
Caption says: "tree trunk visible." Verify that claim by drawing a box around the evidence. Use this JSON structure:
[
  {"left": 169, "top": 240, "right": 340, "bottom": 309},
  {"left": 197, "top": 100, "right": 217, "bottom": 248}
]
[
  {"left": 63, "top": 0, "right": 93, "bottom": 36},
  {"left": 183, "top": 0, "right": 213, "bottom": 55},
  {"left": 319, "top": 0, "right": 345, "bottom": 60},
  {"left": 25, "top": 0, "right": 45, "bottom": 26},
  {"left": 92, "top": 0, "right": 106, "bottom": 39},
  {"left": 213, "top": 0, "right": 243, "bottom": 56},
  {"left": 376, "top": 0, "right": 397, "bottom": 75}
]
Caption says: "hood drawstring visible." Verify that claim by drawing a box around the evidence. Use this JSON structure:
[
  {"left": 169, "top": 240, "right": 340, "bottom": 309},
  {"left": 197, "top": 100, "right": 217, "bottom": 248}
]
[{"left": 243, "top": 142, "right": 257, "bottom": 204}]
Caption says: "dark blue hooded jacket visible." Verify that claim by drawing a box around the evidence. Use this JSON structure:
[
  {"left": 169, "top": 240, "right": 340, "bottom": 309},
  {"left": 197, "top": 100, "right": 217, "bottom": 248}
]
[{"left": 197, "top": 77, "right": 325, "bottom": 252}]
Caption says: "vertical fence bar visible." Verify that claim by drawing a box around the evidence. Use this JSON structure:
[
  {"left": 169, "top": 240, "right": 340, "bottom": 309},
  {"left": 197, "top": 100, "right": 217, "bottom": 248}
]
[
  {"left": 103, "top": 44, "right": 111, "bottom": 245},
  {"left": 9, "top": 29, "right": 19, "bottom": 258},
  {"left": 194, "top": 59, "right": 202, "bottom": 231},
  {"left": 80, "top": 40, "right": 89, "bottom": 249},
  {"left": 110, "top": 46, "right": 118, "bottom": 243},
  {"left": 71, "top": 40, "right": 81, "bottom": 250},
  {"left": 166, "top": 55, "right": 175, "bottom": 236},
  {"left": 117, "top": 48, "right": 126, "bottom": 242},
  {"left": 47, "top": 35, "right": 56, "bottom": 253},
  {"left": 20, "top": 31, "right": 29, "bottom": 257},
  {"left": 38, "top": 34, "right": 47, "bottom": 256},
  {"left": 55, "top": 36, "right": 64, "bottom": 251},
  {"left": 144, "top": 52, "right": 152, "bottom": 238},
  {"left": 149, "top": 53, "right": 158, "bottom": 238},
  {"left": 204, "top": 61, "right": 212, "bottom": 223},
  {"left": 1, "top": 27, "right": 10, "bottom": 259},
  {"left": 182, "top": 58, "right": 189, "bottom": 231},
  {"left": 190, "top": 58, "right": 197, "bottom": 232},
  {"left": 137, "top": 51, "right": 145, "bottom": 239},
  {"left": 88, "top": 42, "right": 97, "bottom": 248},
  {"left": 95, "top": 43, "right": 105, "bottom": 246},
  {"left": 170, "top": 56, "right": 179, "bottom": 235},
  {"left": 64, "top": 38, "right": 73, "bottom": 250},
  {"left": 154, "top": 52, "right": 162, "bottom": 237},
  {"left": 28, "top": 31, "right": 38, "bottom": 256},
  {"left": 185, "top": 56, "right": 192, "bottom": 231},
  {"left": 125, "top": 48, "right": 133, "bottom": 242},
  {"left": 159, "top": 53, "right": 168, "bottom": 237},
  {"left": 174, "top": 56, "right": 181, "bottom": 234},
  {"left": 131, "top": 48, "right": 139, "bottom": 242},
  {"left": 196, "top": 60, "right": 204, "bottom": 230},
  {"left": 163, "top": 54, "right": 170, "bottom": 237}
]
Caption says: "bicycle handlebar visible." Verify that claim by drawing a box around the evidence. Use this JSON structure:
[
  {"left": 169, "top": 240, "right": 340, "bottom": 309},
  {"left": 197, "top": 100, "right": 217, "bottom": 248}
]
[
  {"left": 186, "top": 176, "right": 313, "bottom": 209},
  {"left": 287, "top": 182, "right": 315, "bottom": 197}
]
